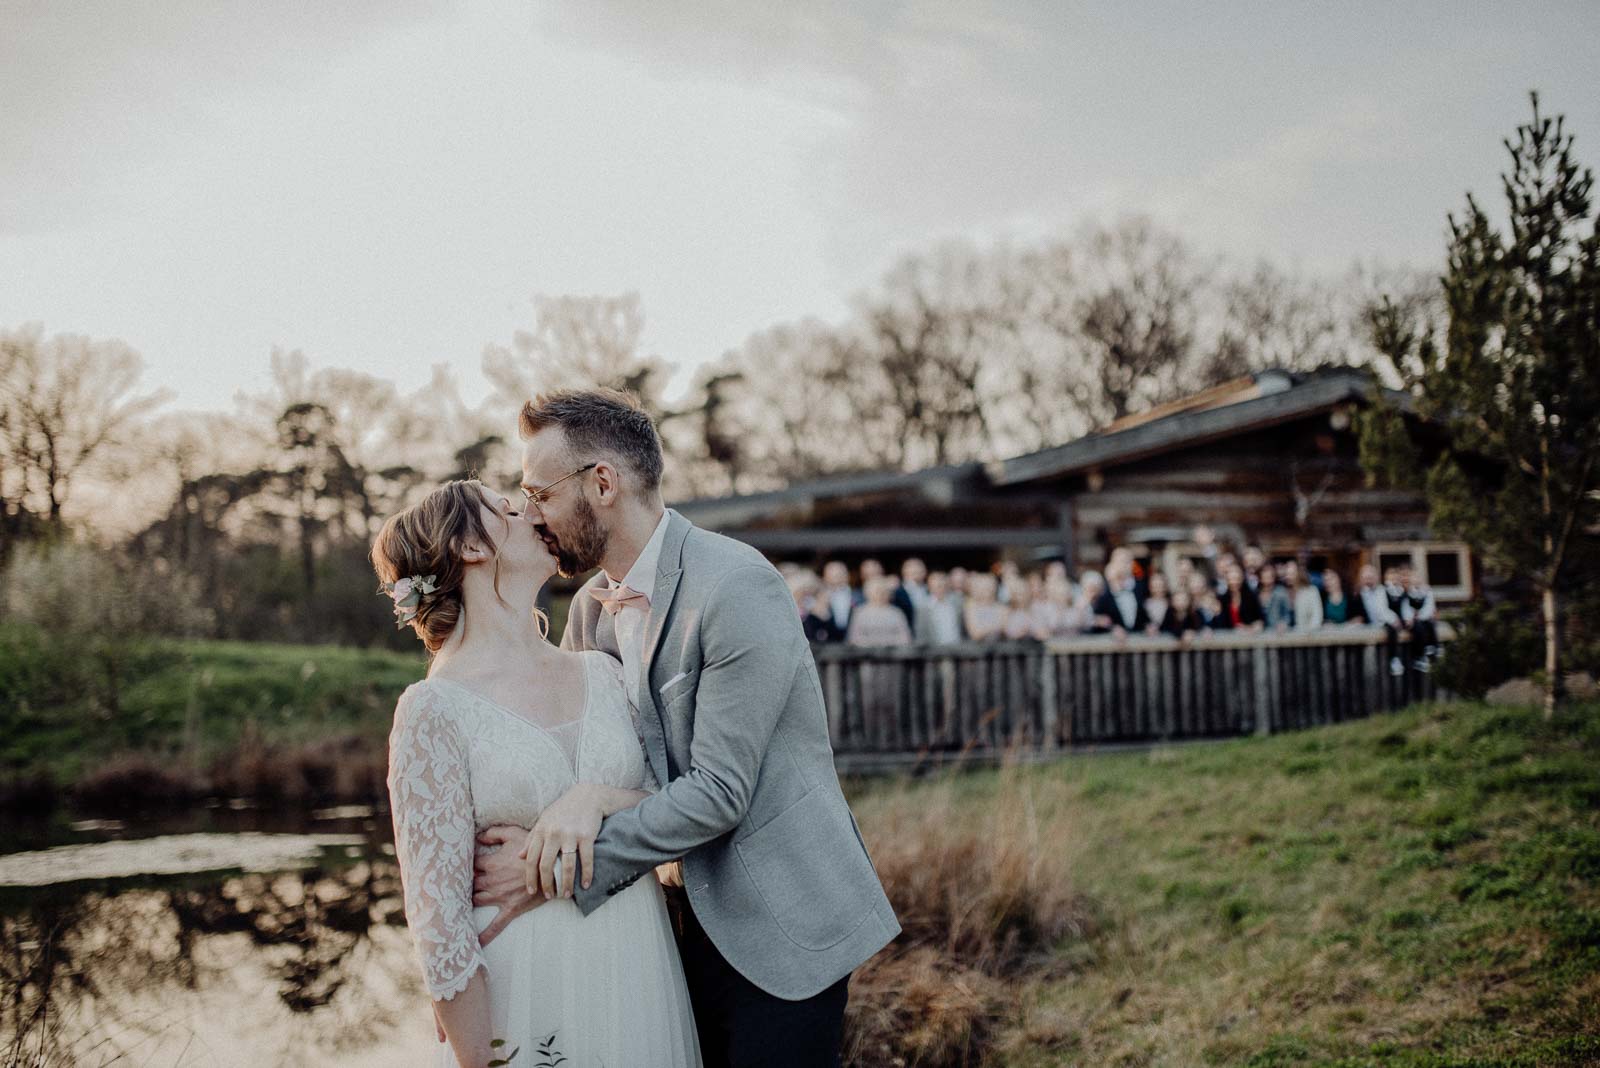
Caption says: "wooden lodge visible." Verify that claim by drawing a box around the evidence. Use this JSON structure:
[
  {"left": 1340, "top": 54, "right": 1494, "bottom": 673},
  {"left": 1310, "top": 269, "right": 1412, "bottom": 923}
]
[{"left": 673, "top": 367, "right": 1475, "bottom": 602}]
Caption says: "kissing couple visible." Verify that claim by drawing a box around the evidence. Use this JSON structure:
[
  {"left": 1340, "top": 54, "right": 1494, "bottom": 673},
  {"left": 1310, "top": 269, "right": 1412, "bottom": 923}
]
[{"left": 372, "top": 389, "right": 900, "bottom": 1067}]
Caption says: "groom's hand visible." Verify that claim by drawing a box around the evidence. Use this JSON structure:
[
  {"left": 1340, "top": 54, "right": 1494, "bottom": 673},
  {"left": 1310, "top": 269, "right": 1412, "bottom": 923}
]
[
  {"left": 655, "top": 860, "right": 684, "bottom": 888},
  {"left": 521, "top": 784, "right": 604, "bottom": 899},
  {"left": 473, "top": 825, "right": 542, "bottom": 947}
]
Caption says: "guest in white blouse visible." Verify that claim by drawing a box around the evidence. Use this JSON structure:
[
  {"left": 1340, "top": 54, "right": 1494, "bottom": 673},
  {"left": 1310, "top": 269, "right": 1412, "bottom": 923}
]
[
  {"left": 921, "top": 571, "right": 966, "bottom": 645},
  {"left": 1282, "top": 560, "right": 1324, "bottom": 630},
  {"left": 963, "top": 573, "right": 1007, "bottom": 642},
  {"left": 1034, "top": 572, "right": 1088, "bottom": 637},
  {"left": 846, "top": 576, "right": 913, "bottom": 647}
]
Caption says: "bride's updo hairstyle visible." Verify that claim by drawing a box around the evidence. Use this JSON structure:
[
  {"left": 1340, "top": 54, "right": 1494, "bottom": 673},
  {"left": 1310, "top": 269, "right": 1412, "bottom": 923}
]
[{"left": 371, "top": 480, "right": 513, "bottom": 654}]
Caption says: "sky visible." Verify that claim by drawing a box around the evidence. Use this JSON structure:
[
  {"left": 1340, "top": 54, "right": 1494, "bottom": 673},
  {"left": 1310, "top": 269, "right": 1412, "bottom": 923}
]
[{"left": 3, "top": 1, "right": 1598, "bottom": 413}]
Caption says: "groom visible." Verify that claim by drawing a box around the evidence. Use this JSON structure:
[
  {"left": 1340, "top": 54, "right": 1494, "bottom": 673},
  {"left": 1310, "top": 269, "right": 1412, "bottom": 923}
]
[{"left": 471, "top": 388, "right": 900, "bottom": 1066}]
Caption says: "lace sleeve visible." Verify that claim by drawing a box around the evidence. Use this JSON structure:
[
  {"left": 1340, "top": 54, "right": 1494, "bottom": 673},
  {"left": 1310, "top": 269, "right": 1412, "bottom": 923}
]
[{"left": 387, "top": 683, "right": 485, "bottom": 1000}]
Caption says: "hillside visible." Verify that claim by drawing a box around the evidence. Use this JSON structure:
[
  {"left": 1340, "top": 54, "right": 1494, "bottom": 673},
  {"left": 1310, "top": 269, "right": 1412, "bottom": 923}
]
[{"left": 847, "top": 699, "right": 1600, "bottom": 1066}]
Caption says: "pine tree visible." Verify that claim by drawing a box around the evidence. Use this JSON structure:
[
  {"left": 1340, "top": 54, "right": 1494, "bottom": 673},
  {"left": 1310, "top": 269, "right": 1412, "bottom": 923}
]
[{"left": 1361, "top": 93, "right": 1600, "bottom": 716}]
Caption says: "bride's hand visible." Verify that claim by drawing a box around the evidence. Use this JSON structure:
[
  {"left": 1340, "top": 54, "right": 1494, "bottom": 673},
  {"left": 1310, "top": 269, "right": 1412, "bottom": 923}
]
[
  {"left": 521, "top": 784, "right": 605, "bottom": 900},
  {"left": 473, "top": 825, "right": 544, "bottom": 947}
]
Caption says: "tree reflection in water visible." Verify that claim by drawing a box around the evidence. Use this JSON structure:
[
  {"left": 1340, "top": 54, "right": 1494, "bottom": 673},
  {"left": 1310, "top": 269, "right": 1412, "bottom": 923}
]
[{"left": 1, "top": 858, "right": 431, "bottom": 1067}]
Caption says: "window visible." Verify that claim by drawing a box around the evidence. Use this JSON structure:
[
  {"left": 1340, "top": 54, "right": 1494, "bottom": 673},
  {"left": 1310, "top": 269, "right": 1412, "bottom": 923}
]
[
  {"left": 1425, "top": 551, "right": 1462, "bottom": 589},
  {"left": 1373, "top": 542, "right": 1473, "bottom": 601},
  {"left": 1377, "top": 551, "right": 1413, "bottom": 577}
]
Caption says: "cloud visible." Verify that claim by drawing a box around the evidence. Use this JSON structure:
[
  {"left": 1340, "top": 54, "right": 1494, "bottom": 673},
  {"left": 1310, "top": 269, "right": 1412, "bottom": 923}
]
[
  {"left": 3, "top": 1, "right": 1598, "bottom": 414},
  {"left": 0, "top": 0, "right": 449, "bottom": 235}
]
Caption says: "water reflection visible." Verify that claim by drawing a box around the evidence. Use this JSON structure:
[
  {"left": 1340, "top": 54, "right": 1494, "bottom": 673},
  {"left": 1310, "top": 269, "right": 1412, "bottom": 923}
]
[
  {"left": 0, "top": 817, "right": 436, "bottom": 1067},
  {"left": 0, "top": 833, "right": 367, "bottom": 886}
]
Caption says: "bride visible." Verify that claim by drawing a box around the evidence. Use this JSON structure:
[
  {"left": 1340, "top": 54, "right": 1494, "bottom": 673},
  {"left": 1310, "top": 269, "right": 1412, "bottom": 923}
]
[{"left": 371, "top": 479, "right": 701, "bottom": 1068}]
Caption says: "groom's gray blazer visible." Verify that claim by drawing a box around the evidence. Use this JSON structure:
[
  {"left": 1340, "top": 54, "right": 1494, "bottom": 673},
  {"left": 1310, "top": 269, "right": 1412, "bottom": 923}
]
[{"left": 565, "top": 509, "right": 900, "bottom": 1000}]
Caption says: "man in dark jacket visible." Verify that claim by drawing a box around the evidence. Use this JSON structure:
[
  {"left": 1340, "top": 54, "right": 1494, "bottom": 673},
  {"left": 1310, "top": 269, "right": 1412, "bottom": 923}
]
[{"left": 1091, "top": 560, "right": 1148, "bottom": 635}]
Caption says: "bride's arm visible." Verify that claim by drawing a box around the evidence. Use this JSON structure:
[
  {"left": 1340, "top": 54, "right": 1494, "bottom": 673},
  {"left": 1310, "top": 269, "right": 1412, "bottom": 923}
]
[
  {"left": 523, "top": 782, "right": 650, "bottom": 899},
  {"left": 388, "top": 687, "right": 494, "bottom": 1066},
  {"left": 432, "top": 972, "right": 496, "bottom": 1068}
]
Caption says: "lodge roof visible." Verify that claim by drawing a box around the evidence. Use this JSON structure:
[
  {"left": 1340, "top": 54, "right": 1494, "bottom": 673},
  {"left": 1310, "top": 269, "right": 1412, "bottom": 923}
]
[
  {"left": 987, "top": 365, "right": 1401, "bottom": 486},
  {"left": 672, "top": 461, "right": 985, "bottom": 527},
  {"left": 672, "top": 366, "right": 1408, "bottom": 519}
]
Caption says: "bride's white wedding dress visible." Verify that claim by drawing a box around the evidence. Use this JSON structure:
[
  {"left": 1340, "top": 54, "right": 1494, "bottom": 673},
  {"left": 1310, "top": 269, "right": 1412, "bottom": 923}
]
[{"left": 387, "top": 650, "right": 701, "bottom": 1068}]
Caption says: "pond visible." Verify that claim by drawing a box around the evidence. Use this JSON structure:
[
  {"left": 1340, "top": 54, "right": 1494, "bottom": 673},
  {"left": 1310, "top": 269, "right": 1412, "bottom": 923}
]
[{"left": 0, "top": 803, "right": 440, "bottom": 1067}]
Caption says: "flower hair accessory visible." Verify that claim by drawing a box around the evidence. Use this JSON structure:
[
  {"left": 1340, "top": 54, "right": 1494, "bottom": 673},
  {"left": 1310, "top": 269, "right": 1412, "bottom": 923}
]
[{"left": 381, "top": 574, "right": 438, "bottom": 627}]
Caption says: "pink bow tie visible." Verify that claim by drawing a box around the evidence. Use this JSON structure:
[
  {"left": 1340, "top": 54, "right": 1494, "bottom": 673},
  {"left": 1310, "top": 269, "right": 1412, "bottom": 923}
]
[{"left": 589, "top": 583, "right": 651, "bottom": 616}]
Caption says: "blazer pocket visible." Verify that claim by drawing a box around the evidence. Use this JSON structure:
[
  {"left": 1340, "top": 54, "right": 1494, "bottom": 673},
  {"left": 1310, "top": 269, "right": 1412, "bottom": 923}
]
[
  {"left": 659, "top": 669, "right": 698, "bottom": 703},
  {"left": 736, "top": 788, "right": 876, "bottom": 952}
]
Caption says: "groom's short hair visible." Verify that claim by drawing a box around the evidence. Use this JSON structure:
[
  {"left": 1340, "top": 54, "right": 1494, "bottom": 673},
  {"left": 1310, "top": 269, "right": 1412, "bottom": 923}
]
[{"left": 519, "top": 388, "right": 664, "bottom": 493}]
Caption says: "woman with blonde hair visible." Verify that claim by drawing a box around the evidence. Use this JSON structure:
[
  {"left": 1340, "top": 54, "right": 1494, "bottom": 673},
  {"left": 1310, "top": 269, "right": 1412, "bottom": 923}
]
[
  {"left": 962, "top": 572, "right": 1007, "bottom": 642},
  {"left": 372, "top": 480, "right": 699, "bottom": 1068},
  {"left": 846, "top": 575, "right": 913, "bottom": 647}
]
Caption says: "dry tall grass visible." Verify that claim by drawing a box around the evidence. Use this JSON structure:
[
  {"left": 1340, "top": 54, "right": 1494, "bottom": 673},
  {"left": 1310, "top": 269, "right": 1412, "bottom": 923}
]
[
  {"left": 845, "top": 761, "right": 1099, "bottom": 1067},
  {"left": 209, "top": 728, "right": 387, "bottom": 804},
  {"left": 69, "top": 729, "right": 387, "bottom": 809}
]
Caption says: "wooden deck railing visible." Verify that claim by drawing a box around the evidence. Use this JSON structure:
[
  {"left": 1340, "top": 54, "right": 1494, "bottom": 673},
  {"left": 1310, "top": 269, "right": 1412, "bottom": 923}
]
[{"left": 812, "top": 627, "right": 1452, "bottom": 772}]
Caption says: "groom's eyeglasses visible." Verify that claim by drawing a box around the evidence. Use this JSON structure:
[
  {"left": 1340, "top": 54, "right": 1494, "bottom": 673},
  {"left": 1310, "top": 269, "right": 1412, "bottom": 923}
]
[{"left": 521, "top": 462, "right": 598, "bottom": 508}]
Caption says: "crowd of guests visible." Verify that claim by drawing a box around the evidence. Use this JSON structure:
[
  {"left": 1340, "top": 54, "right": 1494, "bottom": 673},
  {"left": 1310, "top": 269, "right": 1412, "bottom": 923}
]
[{"left": 783, "top": 543, "right": 1443, "bottom": 676}]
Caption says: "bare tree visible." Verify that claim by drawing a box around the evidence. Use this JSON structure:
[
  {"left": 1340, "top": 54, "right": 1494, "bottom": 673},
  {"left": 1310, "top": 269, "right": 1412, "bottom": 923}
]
[
  {"left": 0, "top": 324, "right": 166, "bottom": 530},
  {"left": 854, "top": 242, "right": 1024, "bottom": 468},
  {"left": 1050, "top": 218, "right": 1203, "bottom": 425},
  {"left": 992, "top": 240, "right": 1093, "bottom": 451},
  {"left": 710, "top": 319, "right": 893, "bottom": 486},
  {"left": 482, "top": 292, "right": 673, "bottom": 416},
  {"left": 657, "top": 369, "right": 748, "bottom": 498},
  {"left": 1206, "top": 261, "right": 1347, "bottom": 380}
]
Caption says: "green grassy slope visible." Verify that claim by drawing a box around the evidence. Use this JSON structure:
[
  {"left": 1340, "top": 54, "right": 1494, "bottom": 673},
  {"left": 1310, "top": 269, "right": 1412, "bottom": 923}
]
[
  {"left": 849, "top": 700, "right": 1600, "bottom": 1066},
  {"left": 1, "top": 627, "right": 425, "bottom": 790}
]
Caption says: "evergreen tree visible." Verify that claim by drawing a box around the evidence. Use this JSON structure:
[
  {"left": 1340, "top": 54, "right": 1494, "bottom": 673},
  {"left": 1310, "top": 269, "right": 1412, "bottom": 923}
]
[{"left": 1361, "top": 94, "right": 1600, "bottom": 715}]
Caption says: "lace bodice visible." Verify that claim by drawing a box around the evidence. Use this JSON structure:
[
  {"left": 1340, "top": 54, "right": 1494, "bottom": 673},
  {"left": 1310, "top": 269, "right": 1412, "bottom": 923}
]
[{"left": 386, "top": 650, "right": 648, "bottom": 999}]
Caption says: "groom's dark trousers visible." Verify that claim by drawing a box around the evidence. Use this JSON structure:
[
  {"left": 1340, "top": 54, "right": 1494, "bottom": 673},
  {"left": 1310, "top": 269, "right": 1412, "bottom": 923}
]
[{"left": 671, "top": 892, "right": 849, "bottom": 1067}]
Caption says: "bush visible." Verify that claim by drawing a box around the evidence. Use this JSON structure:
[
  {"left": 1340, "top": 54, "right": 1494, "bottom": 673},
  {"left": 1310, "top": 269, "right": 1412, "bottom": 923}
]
[
  {"left": 844, "top": 766, "right": 1099, "bottom": 1066},
  {"left": 1, "top": 538, "right": 213, "bottom": 638},
  {"left": 1, "top": 540, "right": 213, "bottom": 721},
  {"left": 72, "top": 752, "right": 202, "bottom": 808},
  {"left": 1435, "top": 601, "right": 1542, "bottom": 698},
  {"left": 207, "top": 728, "right": 387, "bottom": 806}
]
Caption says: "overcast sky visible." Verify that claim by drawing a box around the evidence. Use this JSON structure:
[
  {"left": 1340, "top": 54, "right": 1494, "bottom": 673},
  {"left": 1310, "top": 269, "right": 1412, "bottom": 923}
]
[{"left": 3, "top": 1, "right": 1598, "bottom": 412}]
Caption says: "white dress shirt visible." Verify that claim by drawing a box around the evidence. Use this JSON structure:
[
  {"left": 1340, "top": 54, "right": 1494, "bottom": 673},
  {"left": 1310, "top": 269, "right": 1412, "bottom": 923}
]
[
  {"left": 1112, "top": 583, "right": 1139, "bottom": 628},
  {"left": 603, "top": 510, "right": 670, "bottom": 710},
  {"left": 1360, "top": 584, "right": 1398, "bottom": 627},
  {"left": 827, "top": 586, "right": 855, "bottom": 629}
]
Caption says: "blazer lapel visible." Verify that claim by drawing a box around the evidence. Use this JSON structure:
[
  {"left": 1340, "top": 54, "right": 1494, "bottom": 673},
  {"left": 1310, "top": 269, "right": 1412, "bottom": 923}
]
[{"left": 636, "top": 512, "right": 692, "bottom": 778}]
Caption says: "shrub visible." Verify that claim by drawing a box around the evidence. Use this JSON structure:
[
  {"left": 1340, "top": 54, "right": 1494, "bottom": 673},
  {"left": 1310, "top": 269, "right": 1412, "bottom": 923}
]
[
  {"left": 207, "top": 728, "right": 387, "bottom": 806},
  {"left": 1, "top": 540, "right": 213, "bottom": 720},
  {"left": 0, "top": 770, "right": 58, "bottom": 811},
  {"left": 1, "top": 538, "right": 212, "bottom": 638},
  {"left": 844, "top": 766, "right": 1098, "bottom": 1066},
  {"left": 1435, "top": 601, "right": 1542, "bottom": 698},
  {"left": 72, "top": 752, "right": 202, "bottom": 808}
]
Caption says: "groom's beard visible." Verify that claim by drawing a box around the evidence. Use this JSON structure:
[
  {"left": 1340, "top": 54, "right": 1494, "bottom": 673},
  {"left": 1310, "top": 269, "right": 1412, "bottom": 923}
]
[{"left": 541, "top": 495, "right": 609, "bottom": 579}]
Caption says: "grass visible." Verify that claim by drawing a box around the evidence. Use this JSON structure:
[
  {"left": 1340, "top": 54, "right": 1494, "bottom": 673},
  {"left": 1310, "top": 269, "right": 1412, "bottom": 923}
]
[
  {"left": 3, "top": 627, "right": 1596, "bottom": 1063},
  {"left": 0, "top": 625, "right": 425, "bottom": 805},
  {"left": 847, "top": 699, "right": 1600, "bottom": 1067}
]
